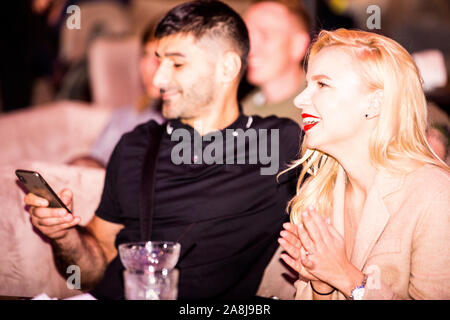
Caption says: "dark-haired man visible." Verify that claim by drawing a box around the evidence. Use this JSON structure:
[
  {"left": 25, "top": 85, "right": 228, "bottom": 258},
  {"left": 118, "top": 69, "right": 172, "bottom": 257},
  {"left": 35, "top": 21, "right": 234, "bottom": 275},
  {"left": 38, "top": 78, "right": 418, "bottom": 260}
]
[{"left": 24, "top": 0, "right": 302, "bottom": 299}]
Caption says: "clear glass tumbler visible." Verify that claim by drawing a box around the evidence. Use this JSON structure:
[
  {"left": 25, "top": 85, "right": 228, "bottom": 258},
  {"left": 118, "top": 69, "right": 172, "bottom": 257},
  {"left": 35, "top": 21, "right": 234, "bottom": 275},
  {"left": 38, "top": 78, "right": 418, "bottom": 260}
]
[
  {"left": 118, "top": 241, "right": 181, "bottom": 273},
  {"left": 123, "top": 269, "right": 179, "bottom": 300}
]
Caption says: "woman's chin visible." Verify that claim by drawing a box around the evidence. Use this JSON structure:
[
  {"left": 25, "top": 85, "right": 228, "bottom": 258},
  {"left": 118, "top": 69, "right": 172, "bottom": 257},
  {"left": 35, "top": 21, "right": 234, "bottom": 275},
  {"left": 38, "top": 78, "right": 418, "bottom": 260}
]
[{"left": 304, "top": 137, "right": 320, "bottom": 150}]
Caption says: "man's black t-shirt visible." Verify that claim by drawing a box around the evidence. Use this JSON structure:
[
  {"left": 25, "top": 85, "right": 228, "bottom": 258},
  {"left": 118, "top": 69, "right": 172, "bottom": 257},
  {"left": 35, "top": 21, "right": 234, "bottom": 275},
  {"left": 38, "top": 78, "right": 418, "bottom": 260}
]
[{"left": 91, "top": 114, "right": 302, "bottom": 299}]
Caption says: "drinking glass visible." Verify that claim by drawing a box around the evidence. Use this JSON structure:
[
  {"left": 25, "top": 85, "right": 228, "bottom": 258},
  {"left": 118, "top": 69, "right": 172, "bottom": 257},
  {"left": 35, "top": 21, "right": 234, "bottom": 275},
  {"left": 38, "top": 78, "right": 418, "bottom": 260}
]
[
  {"left": 119, "top": 241, "right": 181, "bottom": 300},
  {"left": 123, "top": 269, "right": 179, "bottom": 300},
  {"left": 118, "top": 241, "right": 181, "bottom": 272}
]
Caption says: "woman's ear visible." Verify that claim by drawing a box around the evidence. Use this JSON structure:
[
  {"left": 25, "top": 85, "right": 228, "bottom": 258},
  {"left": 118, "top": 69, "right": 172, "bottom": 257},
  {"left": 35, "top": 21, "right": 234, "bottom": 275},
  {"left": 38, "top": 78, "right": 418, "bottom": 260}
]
[
  {"left": 365, "top": 90, "right": 383, "bottom": 119},
  {"left": 219, "top": 51, "right": 242, "bottom": 83}
]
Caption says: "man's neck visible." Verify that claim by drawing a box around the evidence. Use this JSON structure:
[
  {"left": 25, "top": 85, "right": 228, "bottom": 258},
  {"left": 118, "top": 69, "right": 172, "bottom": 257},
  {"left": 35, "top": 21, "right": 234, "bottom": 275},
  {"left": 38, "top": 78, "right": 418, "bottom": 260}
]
[
  {"left": 260, "top": 68, "right": 305, "bottom": 104},
  {"left": 182, "top": 93, "right": 240, "bottom": 136}
]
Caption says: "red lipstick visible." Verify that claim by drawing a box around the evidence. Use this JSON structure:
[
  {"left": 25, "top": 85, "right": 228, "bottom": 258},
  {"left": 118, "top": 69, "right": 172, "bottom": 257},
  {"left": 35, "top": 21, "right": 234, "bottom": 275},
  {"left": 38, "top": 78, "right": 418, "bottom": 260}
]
[
  {"left": 301, "top": 113, "right": 321, "bottom": 132},
  {"left": 301, "top": 113, "right": 320, "bottom": 119},
  {"left": 304, "top": 123, "right": 319, "bottom": 131}
]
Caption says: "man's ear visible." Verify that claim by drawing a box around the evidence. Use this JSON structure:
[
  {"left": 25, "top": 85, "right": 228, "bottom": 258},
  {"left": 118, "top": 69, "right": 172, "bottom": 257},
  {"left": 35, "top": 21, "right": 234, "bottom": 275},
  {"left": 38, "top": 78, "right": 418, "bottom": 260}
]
[
  {"left": 219, "top": 51, "right": 242, "bottom": 83},
  {"left": 290, "top": 31, "right": 310, "bottom": 62}
]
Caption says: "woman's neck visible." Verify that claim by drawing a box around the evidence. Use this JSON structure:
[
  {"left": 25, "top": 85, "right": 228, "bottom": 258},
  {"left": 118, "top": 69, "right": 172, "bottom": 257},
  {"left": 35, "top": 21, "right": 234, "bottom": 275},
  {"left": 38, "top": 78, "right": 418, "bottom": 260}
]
[{"left": 333, "top": 147, "right": 378, "bottom": 198}]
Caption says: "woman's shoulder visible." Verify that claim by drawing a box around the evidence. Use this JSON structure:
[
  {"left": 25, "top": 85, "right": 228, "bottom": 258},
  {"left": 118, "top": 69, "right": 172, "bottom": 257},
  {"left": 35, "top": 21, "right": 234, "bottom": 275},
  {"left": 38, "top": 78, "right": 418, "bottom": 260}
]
[
  {"left": 406, "top": 163, "right": 450, "bottom": 191},
  {"left": 403, "top": 165, "right": 450, "bottom": 244},
  {"left": 396, "top": 164, "right": 450, "bottom": 212}
]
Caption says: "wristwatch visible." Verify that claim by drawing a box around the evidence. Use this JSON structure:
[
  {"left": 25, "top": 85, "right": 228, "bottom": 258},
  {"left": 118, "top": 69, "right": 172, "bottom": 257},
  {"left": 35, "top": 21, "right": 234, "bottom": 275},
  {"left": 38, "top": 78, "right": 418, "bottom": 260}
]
[{"left": 349, "top": 274, "right": 368, "bottom": 300}]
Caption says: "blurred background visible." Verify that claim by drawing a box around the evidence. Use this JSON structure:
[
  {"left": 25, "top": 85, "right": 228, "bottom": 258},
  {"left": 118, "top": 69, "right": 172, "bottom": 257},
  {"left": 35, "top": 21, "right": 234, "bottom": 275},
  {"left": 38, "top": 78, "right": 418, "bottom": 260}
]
[
  {"left": 0, "top": 0, "right": 449, "bottom": 166},
  {"left": 1, "top": 0, "right": 449, "bottom": 112}
]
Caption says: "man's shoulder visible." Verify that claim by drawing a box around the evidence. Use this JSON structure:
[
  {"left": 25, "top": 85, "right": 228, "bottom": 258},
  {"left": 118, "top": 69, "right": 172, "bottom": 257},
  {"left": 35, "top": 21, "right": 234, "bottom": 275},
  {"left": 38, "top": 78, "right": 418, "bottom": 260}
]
[
  {"left": 121, "top": 120, "right": 166, "bottom": 141},
  {"left": 115, "top": 120, "right": 166, "bottom": 153}
]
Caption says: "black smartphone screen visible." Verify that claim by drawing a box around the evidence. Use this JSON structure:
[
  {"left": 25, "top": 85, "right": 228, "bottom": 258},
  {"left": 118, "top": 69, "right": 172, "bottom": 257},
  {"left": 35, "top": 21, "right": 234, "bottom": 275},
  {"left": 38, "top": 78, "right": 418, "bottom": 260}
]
[{"left": 15, "top": 169, "right": 71, "bottom": 213}]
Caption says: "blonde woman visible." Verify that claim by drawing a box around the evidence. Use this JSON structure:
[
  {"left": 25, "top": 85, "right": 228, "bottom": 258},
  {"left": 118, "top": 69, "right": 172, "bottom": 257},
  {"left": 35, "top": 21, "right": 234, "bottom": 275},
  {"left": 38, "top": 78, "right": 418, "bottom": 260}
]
[{"left": 278, "top": 29, "right": 450, "bottom": 300}]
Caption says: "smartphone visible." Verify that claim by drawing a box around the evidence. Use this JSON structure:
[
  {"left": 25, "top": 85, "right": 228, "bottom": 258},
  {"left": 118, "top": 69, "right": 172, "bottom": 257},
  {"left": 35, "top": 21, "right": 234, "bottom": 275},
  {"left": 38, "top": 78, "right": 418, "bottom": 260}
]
[{"left": 15, "top": 169, "right": 71, "bottom": 213}]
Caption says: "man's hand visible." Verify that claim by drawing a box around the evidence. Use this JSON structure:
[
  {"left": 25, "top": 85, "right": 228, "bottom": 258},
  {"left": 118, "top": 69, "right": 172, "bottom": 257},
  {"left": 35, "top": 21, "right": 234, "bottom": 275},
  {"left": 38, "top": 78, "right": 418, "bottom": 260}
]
[{"left": 24, "top": 189, "right": 81, "bottom": 240}]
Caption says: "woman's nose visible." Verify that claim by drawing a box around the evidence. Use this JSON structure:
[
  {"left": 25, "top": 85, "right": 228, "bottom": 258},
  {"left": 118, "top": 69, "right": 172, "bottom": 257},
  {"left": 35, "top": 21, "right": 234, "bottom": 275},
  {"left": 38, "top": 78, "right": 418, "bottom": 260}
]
[{"left": 293, "top": 88, "right": 310, "bottom": 110}]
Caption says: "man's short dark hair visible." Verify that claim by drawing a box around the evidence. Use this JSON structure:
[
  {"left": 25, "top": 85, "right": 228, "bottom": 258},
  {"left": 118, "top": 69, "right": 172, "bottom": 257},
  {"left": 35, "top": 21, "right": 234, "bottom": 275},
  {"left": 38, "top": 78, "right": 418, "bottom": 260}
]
[
  {"left": 141, "top": 19, "right": 157, "bottom": 46},
  {"left": 155, "top": 0, "right": 250, "bottom": 77}
]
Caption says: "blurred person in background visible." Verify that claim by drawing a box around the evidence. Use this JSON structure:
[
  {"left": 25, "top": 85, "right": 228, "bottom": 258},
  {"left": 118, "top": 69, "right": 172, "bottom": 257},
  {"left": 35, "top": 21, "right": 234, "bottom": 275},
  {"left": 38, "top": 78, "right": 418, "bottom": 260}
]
[
  {"left": 54, "top": 0, "right": 131, "bottom": 101},
  {"left": 68, "top": 20, "right": 164, "bottom": 168},
  {"left": 241, "top": 0, "right": 310, "bottom": 125},
  {"left": 411, "top": 49, "right": 450, "bottom": 164}
]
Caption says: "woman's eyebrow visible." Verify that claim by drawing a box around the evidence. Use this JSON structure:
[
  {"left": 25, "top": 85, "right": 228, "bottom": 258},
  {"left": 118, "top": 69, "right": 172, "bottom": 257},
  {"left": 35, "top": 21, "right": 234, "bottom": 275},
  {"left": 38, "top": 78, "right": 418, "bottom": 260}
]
[
  {"left": 305, "top": 74, "right": 332, "bottom": 86},
  {"left": 311, "top": 74, "right": 332, "bottom": 81}
]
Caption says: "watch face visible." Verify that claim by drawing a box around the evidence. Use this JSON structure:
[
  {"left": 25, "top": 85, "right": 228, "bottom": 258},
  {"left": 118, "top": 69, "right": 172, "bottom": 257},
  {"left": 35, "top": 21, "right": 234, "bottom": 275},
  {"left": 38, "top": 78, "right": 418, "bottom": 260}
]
[{"left": 352, "top": 287, "right": 365, "bottom": 300}]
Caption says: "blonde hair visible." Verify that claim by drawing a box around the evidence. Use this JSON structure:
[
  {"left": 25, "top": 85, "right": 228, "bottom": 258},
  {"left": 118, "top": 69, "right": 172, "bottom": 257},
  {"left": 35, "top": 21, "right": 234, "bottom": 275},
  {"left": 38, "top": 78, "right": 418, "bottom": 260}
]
[{"left": 285, "top": 29, "right": 449, "bottom": 224}]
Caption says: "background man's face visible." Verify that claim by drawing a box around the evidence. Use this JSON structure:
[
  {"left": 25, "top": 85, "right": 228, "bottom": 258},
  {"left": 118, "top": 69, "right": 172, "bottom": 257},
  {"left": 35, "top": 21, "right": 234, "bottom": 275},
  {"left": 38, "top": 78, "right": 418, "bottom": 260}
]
[
  {"left": 244, "top": 2, "right": 301, "bottom": 85},
  {"left": 140, "top": 41, "right": 161, "bottom": 98},
  {"left": 153, "top": 34, "right": 219, "bottom": 120}
]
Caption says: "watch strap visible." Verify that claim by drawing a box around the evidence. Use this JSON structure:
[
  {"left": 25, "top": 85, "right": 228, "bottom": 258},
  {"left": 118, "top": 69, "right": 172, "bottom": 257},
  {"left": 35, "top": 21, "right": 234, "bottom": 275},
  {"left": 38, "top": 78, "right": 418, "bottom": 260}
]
[{"left": 349, "top": 273, "right": 368, "bottom": 300}]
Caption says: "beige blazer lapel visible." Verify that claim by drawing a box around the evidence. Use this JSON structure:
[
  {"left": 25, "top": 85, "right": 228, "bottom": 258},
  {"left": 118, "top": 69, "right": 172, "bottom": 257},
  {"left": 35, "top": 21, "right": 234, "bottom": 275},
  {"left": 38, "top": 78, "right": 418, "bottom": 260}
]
[{"left": 350, "top": 172, "right": 405, "bottom": 270}]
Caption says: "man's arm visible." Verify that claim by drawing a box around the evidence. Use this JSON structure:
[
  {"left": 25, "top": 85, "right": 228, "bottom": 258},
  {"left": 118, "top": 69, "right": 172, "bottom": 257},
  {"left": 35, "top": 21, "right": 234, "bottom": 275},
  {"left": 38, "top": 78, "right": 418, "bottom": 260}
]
[{"left": 25, "top": 189, "right": 124, "bottom": 291}]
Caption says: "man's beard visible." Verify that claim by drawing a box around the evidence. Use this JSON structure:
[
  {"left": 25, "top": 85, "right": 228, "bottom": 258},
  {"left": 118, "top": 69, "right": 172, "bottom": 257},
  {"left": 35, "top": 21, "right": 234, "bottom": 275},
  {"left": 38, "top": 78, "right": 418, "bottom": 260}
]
[{"left": 161, "top": 83, "right": 215, "bottom": 120}]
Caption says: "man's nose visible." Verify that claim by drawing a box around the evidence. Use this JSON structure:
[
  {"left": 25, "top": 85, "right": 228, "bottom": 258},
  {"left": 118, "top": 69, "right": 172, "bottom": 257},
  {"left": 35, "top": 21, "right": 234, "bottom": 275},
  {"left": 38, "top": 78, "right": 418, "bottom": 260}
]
[{"left": 152, "top": 61, "right": 170, "bottom": 89}]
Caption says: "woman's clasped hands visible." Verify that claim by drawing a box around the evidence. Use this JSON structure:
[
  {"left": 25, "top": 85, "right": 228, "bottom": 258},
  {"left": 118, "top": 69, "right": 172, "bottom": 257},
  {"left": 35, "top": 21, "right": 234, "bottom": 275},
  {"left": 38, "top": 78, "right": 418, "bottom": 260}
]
[{"left": 278, "top": 206, "right": 361, "bottom": 296}]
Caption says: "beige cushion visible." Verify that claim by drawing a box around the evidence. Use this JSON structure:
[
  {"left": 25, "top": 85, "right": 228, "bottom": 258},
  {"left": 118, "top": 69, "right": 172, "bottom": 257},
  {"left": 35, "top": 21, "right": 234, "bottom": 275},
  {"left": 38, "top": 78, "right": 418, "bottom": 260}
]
[
  {"left": 0, "top": 101, "right": 111, "bottom": 166},
  {"left": 0, "top": 161, "right": 105, "bottom": 299},
  {"left": 88, "top": 36, "right": 143, "bottom": 109}
]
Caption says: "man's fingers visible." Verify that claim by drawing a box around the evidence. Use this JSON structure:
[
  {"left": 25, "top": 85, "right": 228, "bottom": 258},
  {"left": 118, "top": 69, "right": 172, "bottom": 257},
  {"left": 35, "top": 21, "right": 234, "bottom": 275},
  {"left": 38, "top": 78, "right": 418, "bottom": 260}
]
[
  {"left": 25, "top": 188, "right": 77, "bottom": 240},
  {"left": 31, "top": 207, "right": 68, "bottom": 219},
  {"left": 54, "top": 217, "right": 81, "bottom": 230},
  {"left": 33, "top": 216, "right": 81, "bottom": 238},
  {"left": 24, "top": 193, "right": 49, "bottom": 207},
  {"left": 35, "top": 214, "right": 78, "bottom": 227},
  {"left": 59, "top": 189, "right": 73, "bottom": 209}
]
